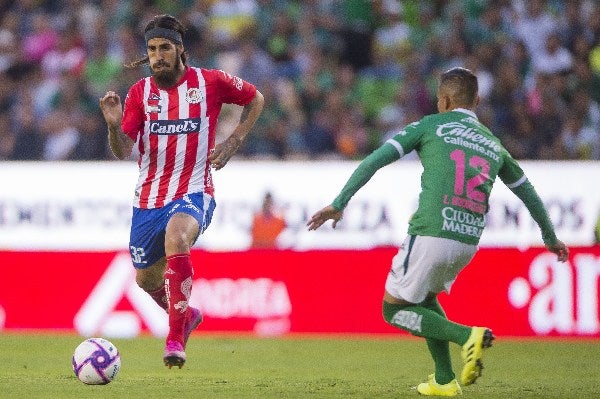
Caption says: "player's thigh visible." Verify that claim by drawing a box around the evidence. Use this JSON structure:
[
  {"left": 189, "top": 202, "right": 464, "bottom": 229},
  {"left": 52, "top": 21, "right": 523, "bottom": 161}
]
[
  {"left": 165, "top": 213, "right": 200, "bottom": 252},
  {"left": 129, "top": 192, "right": 216, "bottom": 267},
  {"left": 129, "top": 207, "right": 169, "bottom": 268},
  {"left": 165, "top": 192, "right": 216, "bottom": 248},
  {"left": 385, "top": 235, "right": 476, "bottom": 303}
]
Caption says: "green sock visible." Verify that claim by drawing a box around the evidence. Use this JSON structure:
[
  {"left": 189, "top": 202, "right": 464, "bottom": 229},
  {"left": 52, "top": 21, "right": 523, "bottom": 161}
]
[
  {"left": 383, "top": 299, "right": 470, "bottom": 385},
  {"left": 382, "top": 300, "right": 470, "bottom": 344},
  {"left": 421, "top": 298, "right": 454, "bottom": 385}
]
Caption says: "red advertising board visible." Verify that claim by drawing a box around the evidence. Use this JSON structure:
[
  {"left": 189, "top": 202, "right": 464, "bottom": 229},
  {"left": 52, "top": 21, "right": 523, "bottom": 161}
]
[{"left": 1, "top": 247, "right": 599, "bottom": 338}]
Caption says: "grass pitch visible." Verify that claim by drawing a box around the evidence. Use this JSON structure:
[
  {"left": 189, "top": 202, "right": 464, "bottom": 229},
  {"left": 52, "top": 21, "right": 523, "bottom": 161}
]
[{"left": 0, "top": 333, "right": 598, "bottom": 399}]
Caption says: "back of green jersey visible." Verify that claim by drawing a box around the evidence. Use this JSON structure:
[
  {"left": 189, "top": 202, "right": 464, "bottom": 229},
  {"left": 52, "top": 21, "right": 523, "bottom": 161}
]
[{"left": 387, "top": 108, "right": 517, "bottom": 244}]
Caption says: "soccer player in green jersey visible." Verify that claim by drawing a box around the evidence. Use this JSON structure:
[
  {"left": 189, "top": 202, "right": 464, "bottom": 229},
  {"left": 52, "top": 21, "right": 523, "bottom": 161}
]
[{"left": 308, "top": 67, "right": 569, "bottom": 397}]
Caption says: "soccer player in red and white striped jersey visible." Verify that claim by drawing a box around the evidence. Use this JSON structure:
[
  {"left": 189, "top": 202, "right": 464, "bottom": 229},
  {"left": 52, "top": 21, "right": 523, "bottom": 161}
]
[{"left": 99, "top": 14, "right": 264, "bottom": 369}]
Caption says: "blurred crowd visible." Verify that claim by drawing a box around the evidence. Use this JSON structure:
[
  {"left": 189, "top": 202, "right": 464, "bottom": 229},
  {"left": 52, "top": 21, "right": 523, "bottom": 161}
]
[{"left": 0, "top": 0, "right": 599, "bottom": 162}]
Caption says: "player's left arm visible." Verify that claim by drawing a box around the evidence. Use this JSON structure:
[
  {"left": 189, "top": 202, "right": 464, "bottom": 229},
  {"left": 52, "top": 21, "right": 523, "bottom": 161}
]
[
  {"left": 209, "top": 71, "right": 265, "bottom": 170},
  {"left": 500, "top": 156, "right": 569, "bottom": 261},
  {"left": 209, "top": 90, "right": 264, "bottom": 170}
]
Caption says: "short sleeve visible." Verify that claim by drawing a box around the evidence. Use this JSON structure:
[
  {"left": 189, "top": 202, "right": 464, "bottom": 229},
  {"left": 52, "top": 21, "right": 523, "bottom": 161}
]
[
  {"left": 215, "top": 70, "right": 257, "bottom": 106},
  {"left": 121, "top": 83, "right": 145, "bottom": 140},
  {"left": 387, "top": 119, "right": 426, "bottom": 158}
]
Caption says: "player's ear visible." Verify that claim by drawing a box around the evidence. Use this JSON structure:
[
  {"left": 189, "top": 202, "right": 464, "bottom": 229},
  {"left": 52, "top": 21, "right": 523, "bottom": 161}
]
[{"left": 440, "top": 94, "right": 452, "bottom": 112}]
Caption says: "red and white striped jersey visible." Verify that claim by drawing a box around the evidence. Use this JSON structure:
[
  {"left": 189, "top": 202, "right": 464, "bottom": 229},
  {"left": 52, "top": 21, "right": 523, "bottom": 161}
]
[{"left": 121, "top": 66, "right": 257, "bottom": 209}]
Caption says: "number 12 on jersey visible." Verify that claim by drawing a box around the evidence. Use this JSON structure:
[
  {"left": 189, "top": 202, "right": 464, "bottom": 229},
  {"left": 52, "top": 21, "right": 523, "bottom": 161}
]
[{"left": 449, "top": 149, "right": 490, "bottom": 203}]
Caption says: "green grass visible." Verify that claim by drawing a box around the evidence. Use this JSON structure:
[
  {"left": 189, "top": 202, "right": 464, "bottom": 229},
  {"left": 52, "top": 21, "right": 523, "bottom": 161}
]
[{"left": 0, "top": 333, "right": 599, "bottom": 399}]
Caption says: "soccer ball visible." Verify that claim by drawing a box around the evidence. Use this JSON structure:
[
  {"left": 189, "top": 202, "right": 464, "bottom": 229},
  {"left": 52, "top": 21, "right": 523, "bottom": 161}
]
[{"left": 72, "top": 337, "right": 121, "bottom": 385}]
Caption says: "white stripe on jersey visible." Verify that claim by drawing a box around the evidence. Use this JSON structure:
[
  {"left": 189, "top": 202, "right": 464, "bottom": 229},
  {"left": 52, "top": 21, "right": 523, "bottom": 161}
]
[
  {"left": 385, "top": 138, "right": 405, "bottom": 158},
  {"left": 505, "top": 174, "right": 527, "bottom": 189}
]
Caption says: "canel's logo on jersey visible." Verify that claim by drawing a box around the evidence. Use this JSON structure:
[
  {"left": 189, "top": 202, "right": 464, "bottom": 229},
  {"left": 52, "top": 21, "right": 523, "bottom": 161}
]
[
  {"left": 149, "top": 118, "right": 201, "bottom": 135},
  {"left": 233, "top": 76, "right": 243, "bottom": 90},
  {"left": 185, "top": 88, "right": 203, "bottom": 104}
]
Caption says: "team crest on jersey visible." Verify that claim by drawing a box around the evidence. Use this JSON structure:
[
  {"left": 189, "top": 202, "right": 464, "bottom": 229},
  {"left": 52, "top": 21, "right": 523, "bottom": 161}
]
[
  {"left": 145, "top": 93, "right": 162, "bottom": 113},
  {"left": 186, "top": 88, "right": 203, "bottom": 104},
  {"left": 233, "top": 76, "right": 243, "bottom": 90}
]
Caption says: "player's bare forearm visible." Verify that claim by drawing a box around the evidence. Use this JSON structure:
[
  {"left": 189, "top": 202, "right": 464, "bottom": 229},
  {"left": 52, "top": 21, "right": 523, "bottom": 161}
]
[
  {"left": 108, "top": 126, "right": 134, "bottom": 160},
  {"left": 233, "top": 90, "right": 264, "bottom": 142},
  {"left": 209, "top": 91, "right": 264, "bottom": 170},
  {"left": 100, "top": 91, "right": 134, "bottom": 159}
]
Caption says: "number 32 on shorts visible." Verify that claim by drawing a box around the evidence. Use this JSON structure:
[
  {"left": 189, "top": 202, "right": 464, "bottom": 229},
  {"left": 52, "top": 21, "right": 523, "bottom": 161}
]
[{"left": 130, "top": 246, "right": 147, "bottom": 265}]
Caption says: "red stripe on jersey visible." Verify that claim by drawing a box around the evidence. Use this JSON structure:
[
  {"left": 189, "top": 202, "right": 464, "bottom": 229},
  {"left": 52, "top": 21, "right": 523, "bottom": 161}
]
[{"left": 154, "top": 89, "right": 181, "bottom": 208}]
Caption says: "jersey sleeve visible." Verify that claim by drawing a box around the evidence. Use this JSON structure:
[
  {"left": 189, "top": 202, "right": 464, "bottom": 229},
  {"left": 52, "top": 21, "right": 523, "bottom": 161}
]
[
  {"left": 121, "top": 83, "right": 145, "bottom": 140},
  {"left": 499, "top": 153, "right": 558, "bottom": 245},
  {"left": 497, "top": 150, "right": 526, "bottom": 188},
  {"left": 216, "top": 69, "right": 257, "bottom": 106},
  {"left": 331, "top": 143, "right": 400, "bottom": 211},
  {"left": 386, "top": 119, "right": 426, "bottom": 157}
]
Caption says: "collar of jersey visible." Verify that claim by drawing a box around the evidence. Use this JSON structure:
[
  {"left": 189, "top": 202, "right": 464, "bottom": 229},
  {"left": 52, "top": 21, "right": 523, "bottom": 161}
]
[{"left": 453, "top": 108, "right": 477, "bottom": 119}]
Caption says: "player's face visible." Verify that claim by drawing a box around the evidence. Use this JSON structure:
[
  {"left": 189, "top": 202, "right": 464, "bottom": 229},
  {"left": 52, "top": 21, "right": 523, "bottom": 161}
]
[{"left": 147, "top": 37, "right": 183, "bottom": 87}]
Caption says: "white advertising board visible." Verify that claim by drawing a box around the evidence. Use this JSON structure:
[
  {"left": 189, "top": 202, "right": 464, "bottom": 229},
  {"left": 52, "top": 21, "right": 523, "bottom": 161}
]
[{"left": 0, "top": 160, "right": 598, "bottom": 250}]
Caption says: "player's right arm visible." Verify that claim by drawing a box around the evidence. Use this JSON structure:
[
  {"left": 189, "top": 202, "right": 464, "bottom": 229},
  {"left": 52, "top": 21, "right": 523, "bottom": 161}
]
[
  {"left": 307, "top": 143, "right": 400, "bottom": 230},
  {"left": 499, "top": 155, "right": 569, "bottom": 262},
  {"left": 308, "top": 120, "right": 423, "bottom": 231},
  {"left": 99, "top": 91, "right": 135, "bottom": 160}
]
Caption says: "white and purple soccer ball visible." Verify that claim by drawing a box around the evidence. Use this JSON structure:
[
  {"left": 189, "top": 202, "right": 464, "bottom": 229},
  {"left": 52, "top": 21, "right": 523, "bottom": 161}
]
[{"left": 72, "top": 337, "right": 121, "bottom": 385}]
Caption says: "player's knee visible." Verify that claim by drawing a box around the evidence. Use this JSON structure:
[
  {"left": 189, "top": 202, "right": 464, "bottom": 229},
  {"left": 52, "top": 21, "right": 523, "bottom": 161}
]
[
  {"left": 382, "top": 301, "right": 424, "bottom": 337},
  {"left": 136, "top": 272, "right": 162, "bottom": 293},
  {"left": 382, "top": 300, "right": 401, "bottom": 324},
  {"left": 164, "top": 232, "right": 192, "bottom": 254}
]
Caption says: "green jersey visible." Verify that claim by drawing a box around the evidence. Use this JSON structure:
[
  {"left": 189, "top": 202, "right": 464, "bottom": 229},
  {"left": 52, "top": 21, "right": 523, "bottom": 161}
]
[{"left": 332, "top": 108, "right": 558, "bottom": 246}]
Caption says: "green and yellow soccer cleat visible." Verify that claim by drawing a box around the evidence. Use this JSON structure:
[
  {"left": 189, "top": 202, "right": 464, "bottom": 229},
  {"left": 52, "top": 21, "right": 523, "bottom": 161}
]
[
  {"left": 417, "top": 374, "right": 462, "bottom": 396},
  {"left": 460, "top": 327, "right": 494, "bottom": 386}
]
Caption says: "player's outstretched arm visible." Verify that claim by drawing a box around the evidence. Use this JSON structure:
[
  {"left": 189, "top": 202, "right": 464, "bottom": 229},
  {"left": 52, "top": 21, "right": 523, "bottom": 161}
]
[
  {"left": 307, "top": 205, "right": 343, "bottom": 230},
  {"left": 307, "top": 143, "right": 400, "bottom": 231}
]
